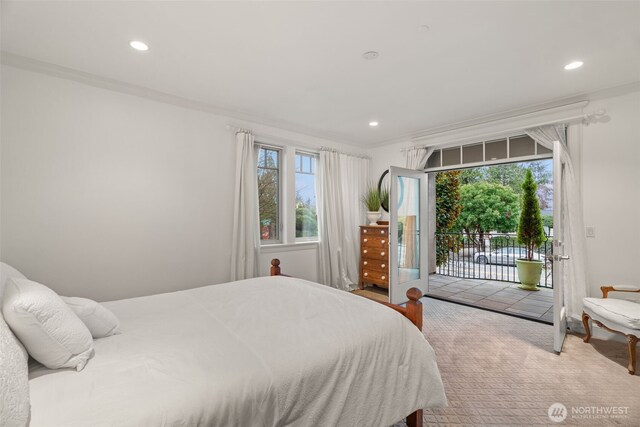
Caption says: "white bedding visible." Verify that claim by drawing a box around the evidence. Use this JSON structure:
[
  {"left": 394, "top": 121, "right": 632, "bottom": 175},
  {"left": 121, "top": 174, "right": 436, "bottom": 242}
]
[{"left": 28, "top": 276, "right": 446, "bottom": 426}]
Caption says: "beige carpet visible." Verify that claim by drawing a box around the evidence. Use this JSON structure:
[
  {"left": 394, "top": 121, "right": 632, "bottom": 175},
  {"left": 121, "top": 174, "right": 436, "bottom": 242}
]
[{"left": 395, "top": 297, "right": 640, "bottom": 426}]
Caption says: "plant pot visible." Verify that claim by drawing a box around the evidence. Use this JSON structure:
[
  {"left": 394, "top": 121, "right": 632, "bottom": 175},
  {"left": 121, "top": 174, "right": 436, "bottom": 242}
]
[
  {"left": 515, "top": 259, "right": 543, "bottom": 291},
  {"left": 366, "top": 211, "right": 381, "bottom": 226}
]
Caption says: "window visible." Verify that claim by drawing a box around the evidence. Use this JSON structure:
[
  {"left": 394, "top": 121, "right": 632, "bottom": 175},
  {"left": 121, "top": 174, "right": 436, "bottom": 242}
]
[
  {"left": 425, "top": 134, "right": 550, "bottom": 171},
  {"left": 257, "top": 146, "right": 281, "bottom": 242},
  {"left": 295, "top": 152, "right": 318, "bottom": 240}
]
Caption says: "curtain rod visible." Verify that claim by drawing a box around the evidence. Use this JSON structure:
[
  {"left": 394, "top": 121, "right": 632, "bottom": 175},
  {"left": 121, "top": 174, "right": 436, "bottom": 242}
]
[
  {"left": 226, "top": 124, "right": 252, "bottom": 134},
  {"left": 319, "top": 146, "right": 371, "bottom": 160},
  {"left": 226, "top": 125, "right": 370, "bottom": 159},
  {"left": 401, "top": 109, "right": 606, "bottom": 152}
]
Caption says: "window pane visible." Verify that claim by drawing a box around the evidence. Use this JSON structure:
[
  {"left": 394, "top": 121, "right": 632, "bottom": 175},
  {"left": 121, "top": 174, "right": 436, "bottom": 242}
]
[
  {"left": 537, "top": 143, "right": 552, "bottom": 155},
  {"left": 485, "top": 139, "right": 507, "bottom": 161},
  {"left": 295, "top": 153, "right": 302, "bottom": 172},
  {"left": 462, "top": 143, "right": 483, "bottom": 164},
  {"left": 258, "top": 147, "right": 280, "bottom": 241},
  {"left": 295, "top": 153, "right": 318, "bottom": 239},
  {"left": 427, "top": 150, "right": 441, "bottom": 168},
  {"left": 509, "top": 135, "right": 535, "bottom": 157},
  {"left": 442, "top": 147, "right": 461, "bottom": 167}
]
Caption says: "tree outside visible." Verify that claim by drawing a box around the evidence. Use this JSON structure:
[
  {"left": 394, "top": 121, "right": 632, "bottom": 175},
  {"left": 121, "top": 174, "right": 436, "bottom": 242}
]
[
  {"left": 296, "top": 192, "right": 317, "bottom": 238},
  {"left": 258, "top": 148, "right": 279, "bottom": 240},
  {"left": 517, "top": 170, "right": 546, "bottom": 260},
  {"left": 459, "top": 161, "right": 552, "bottom": 210},
  {"left": 455, "top": 182, "right": 519, "bottom": 250},
  {"left": 435, "top": 171, "right": 462, "bottom": 266}
]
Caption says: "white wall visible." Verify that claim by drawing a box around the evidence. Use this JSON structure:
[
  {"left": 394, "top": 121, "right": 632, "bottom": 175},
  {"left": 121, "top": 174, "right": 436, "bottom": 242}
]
[
  {"left": 581, "top": 91, "right": 640, "bottom": 298},
  {"left": 0, "top": 65, "right": 355, "bottom": 301}
]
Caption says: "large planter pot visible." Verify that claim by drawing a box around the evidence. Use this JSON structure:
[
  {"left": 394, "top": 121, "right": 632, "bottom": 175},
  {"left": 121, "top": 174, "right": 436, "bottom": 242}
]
[
  {"left": 366, "top": 211, "right": 381, "bottom": 226},
  {"left": 516, "top": 259, "right": 543, "bottom": 291}
]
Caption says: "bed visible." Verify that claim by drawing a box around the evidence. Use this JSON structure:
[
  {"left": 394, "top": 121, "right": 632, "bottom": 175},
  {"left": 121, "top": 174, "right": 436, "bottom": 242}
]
[{"left": 26, "top": 260, "right": 446, "bottom": 426}]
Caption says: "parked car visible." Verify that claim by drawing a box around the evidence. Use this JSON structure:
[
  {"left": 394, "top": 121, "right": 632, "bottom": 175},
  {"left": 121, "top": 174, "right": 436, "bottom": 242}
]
[{"left": 473, "top": 247, "right": 545, "bottom": 266}]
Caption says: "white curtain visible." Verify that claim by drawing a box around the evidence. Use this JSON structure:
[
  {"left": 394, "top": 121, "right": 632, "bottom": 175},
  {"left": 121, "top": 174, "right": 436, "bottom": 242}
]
[
  {"left": 525, "top": 124, "right": 587, "bottom": 321},
  {"left": 230, "top": 131, "right": 260, "bottom": 281},
  {"left": 405, "top": 146, "right": 435, "bottom": 170},
  {"left": 317, "top": 150, "right": 369, "bottom": 291}
]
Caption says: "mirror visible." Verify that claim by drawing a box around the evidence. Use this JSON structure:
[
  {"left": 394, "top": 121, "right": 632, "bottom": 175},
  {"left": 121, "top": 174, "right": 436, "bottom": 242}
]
[
  {"left": 378, "top": 169, "right": 404, "bottom": 213},
  {"left": 378, "top": 170, "right": 390, "bottom": 212}
]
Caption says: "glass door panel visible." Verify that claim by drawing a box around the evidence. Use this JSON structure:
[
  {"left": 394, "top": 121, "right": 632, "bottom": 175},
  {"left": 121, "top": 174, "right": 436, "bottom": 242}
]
[{"left": 389, "top": 167, "right": 428, "bottom": 305}]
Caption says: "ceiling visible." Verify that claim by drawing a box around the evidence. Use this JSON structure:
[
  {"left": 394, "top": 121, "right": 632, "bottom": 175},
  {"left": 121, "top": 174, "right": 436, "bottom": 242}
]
[{"left": 2, "top": 1, "right": 639, "bottom": 147}]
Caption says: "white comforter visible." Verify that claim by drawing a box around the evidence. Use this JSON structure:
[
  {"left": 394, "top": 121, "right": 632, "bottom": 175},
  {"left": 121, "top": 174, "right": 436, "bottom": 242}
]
[{"left": 28, "top": 276, "right": 446, "bottom": 426}]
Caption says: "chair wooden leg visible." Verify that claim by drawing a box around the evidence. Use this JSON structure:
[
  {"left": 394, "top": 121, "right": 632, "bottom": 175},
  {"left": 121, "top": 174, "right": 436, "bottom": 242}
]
[
  {"left": 627, "top": 335, "right": 638, "bottom": 375},
  {"left": 406, "top": 409, "right": 422, "bottom": 427},
  {"left": 582, "top": 311, "right": 591, "bottom": 343}
]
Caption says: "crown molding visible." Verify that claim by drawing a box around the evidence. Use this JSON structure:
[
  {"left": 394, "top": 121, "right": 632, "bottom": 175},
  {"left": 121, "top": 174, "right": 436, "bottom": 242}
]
[
  {"left": 3, "top": 51, "right": 638, "bottom": 150},
  {"left": 368, "top": 80, "right": 640, "bottom": 148},
  {"left": 0, "top": 51, "right": 359, "bottom": 148}
]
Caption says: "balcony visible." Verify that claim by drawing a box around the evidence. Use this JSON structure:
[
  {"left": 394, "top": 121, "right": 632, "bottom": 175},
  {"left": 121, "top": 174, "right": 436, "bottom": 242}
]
[{"left": 430, "top": 232, "right": 553, "bottom": 323}]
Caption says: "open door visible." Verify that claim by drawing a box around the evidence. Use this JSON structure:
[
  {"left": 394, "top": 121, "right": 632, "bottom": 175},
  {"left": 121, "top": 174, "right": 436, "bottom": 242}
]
[
  {"left": 553, "top": 140, "right": 568, "bottom": 353},
  {"left": 389, "top": 166, "right": 428, "bottom": 305}
]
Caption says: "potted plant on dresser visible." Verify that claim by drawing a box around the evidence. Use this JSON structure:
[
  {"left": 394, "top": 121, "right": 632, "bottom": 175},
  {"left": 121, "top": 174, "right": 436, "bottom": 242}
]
[
  {"left": 515, "top": 169, "right": 546, "bottom": 291},
  {"left": 362, "top": 184, "right": 382, "bottom": 225}
]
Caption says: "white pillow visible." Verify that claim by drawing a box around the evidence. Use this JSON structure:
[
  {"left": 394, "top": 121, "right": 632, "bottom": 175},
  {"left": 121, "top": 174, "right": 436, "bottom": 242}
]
[
  {"left": 2, "top": 278, "right": 94, "bottom": 371},
  {"left": 61, "top": 296, "right": 120, "bottom": 338},
  {"left": 0, "top": 311, "right": 30, "bottom": 427},
  {"left": 1, "top": 262, "right": 27, "bottom": 302}
]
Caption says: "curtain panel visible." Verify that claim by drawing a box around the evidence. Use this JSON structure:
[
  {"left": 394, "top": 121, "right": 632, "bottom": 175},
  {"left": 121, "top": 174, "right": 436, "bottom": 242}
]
[
  {"left": 405, "top": 146, "right": 435, "bottom": 170},
  {"left": 525, "top": 124, "right": 587, "bottom": 322},
  {"left": 317, "top": 150, "right": 369, "bottom": 291},
  {"left": 230, "top": 131, "right": 260, "bottom": 281}
]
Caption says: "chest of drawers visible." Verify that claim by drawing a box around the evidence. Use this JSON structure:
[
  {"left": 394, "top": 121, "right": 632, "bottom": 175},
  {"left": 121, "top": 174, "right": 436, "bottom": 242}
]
[{"left": 359, "top": 225, "right": 389, "bottom": 289}]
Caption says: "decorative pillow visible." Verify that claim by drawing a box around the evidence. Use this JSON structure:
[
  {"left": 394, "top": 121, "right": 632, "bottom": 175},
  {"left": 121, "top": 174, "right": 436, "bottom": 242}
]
[
  {"left": 0, "top": 311, "right": 30, "bottom": 427},
  {"left": 61, "top": 296, "right": 121, "bottom": 338},
  {"left": 2, "top": 278, "right": 94, "bottom": 371},
  {"left": 1, "top": 262, "right": 27, "bottom": 302}
]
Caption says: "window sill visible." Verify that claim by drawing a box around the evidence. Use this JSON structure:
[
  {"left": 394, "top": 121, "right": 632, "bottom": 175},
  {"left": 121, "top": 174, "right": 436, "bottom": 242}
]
[{"left": 260, "top": 241, "right": 319, "bottom": 253}]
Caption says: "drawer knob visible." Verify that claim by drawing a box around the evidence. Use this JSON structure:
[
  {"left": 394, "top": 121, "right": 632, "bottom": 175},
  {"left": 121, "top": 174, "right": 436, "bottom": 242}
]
[
  {"left": 364, "top": 272, "right": 368, "bottom": 276},
  {"left": 381, "top": 264, "right": 386, "bottom": 268},
  {"left": 381, "top": 240, "right": 385, "bottom": 244},
  {"left": 381, "top": 276, "right": 386, "bottom": 280},
  {"left": 380, "top": 230, "right": 385, "bottom": 235},
  {"left": 363, "top": 229, "right": 367, "bottom": 233},
  {"left": 381, "top": 252, "right": 385, "bottom": 256},
  {"left": 363, "top": 238, "right": 368, "bottom": 242},
  {"left": 363, "top": 250, "right": 368, "bottom": 254},
  {"left": 364, "top": 261, "right": 368, "bottom": 265}
]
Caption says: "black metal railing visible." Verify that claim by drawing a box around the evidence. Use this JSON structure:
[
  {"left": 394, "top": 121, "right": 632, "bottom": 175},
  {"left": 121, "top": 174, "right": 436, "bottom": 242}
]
[{"left": 435, "top": 232, "right": 553, "bottom": 288}]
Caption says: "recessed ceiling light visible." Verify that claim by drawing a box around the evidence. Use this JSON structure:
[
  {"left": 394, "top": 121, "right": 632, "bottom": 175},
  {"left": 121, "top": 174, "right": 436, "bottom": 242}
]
[
  {"left": 369, "top": 121, "right": 379, "bottom": 127},
  {"left": 129, "top": 40, "right": 149, "bottom": 51},
  {"left": 363, "top": 51, "right": 379, "bottom": 60},
  {"left": 564, "top": 61, "right": 583, "bottom": 70}
]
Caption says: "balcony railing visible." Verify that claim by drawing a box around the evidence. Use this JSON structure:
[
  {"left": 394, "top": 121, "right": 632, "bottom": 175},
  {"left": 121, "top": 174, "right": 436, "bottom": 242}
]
[{"left": 435, "top": 232, "right": 553, "bottom": 288}]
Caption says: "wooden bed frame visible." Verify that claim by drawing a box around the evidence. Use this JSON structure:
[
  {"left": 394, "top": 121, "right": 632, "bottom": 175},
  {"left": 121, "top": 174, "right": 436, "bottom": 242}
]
[{"left": 270, "top": 258, "right": 424, "bottom": 427}]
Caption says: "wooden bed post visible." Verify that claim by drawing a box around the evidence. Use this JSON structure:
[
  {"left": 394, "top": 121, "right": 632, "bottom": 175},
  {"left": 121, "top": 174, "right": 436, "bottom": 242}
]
[
  {"left": 405, "top": 287, "right": 423, "bottom": 332},
  {"left": 270, "top": 258, "right": 425, "bottom": 427},
  {"left": 270, "top": 258, "right": 281, "bottom": 276}
]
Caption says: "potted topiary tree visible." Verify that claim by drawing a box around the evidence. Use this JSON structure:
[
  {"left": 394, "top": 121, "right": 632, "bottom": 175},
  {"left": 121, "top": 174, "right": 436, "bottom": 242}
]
[
  {"left": 515, "top": 169, "right": 546, "bottom": 291},
  {"left": 361, "top": 184, "right": 382, "bottom": 225}
]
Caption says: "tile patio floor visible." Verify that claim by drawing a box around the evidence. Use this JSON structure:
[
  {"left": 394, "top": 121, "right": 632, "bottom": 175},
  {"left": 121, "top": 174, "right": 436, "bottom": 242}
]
[{"left": 428, "top": 274, "right": 554, "bottom": 323}]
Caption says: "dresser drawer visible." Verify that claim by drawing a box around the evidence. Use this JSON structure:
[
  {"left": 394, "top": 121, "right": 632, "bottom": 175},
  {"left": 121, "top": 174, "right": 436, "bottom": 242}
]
[
  {"left": 361, "top": 227, "right": 388, "bottom": 237},
  {"left": 361, "top": 247, "right": 387, "bottom": 260},
  {"left": 361, "top": 236, "right": 388, "bottom": 248},
  {"left": 361, "top": 269, "right": 389, "bottom": 287},
  {"left": 361, "top": 259, "right": 388, "bottom": 273}
]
